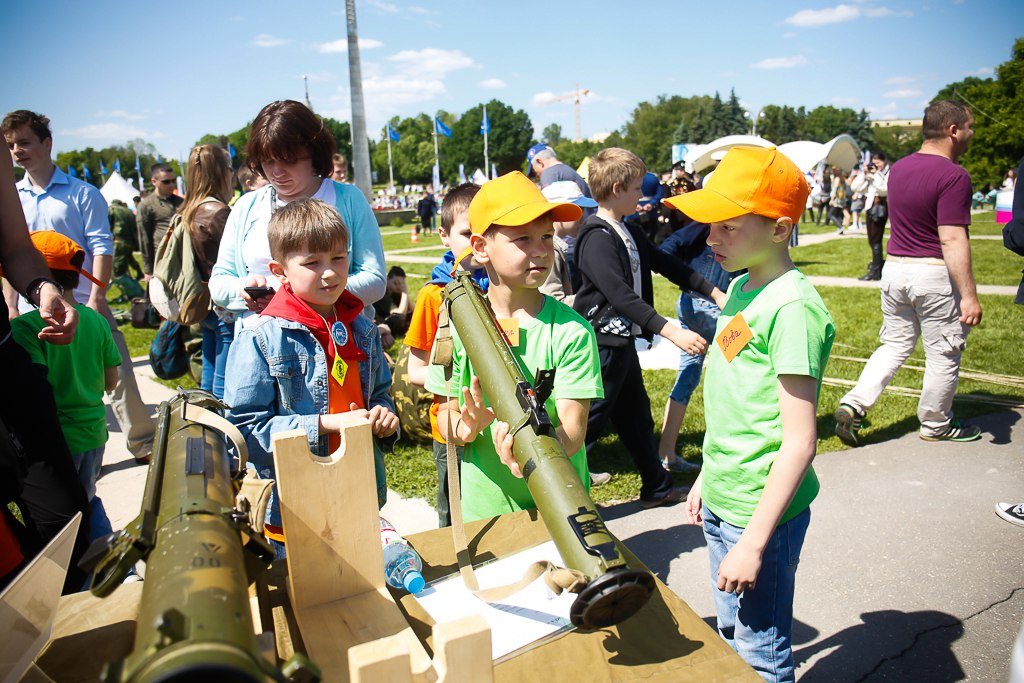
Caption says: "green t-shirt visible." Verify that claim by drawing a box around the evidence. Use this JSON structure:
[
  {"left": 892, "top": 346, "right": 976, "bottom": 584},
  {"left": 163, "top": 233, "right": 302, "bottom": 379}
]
[
  {"left": 11, "top": 303, "right": 121, "bottom": 454},
  {"left": 702, "top": 269, "right": 835, "bottom": 528},
  {"left": 425, "top": 295, "right": 604, "bottom": 522}
]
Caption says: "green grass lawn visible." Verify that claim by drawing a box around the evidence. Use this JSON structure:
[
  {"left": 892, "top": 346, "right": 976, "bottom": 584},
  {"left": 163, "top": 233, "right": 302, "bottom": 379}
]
[
  {"left": 114, "top": 221, "right": 1023, "bottom": 508},
  {"left": 792, "top": 236, "right": 1020, "bottom": 286}
]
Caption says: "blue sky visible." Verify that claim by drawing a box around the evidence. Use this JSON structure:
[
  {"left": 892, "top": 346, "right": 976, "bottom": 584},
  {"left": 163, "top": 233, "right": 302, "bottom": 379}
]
[{"left": 3, "top": 0, "right": 1020, "bottom": 158}]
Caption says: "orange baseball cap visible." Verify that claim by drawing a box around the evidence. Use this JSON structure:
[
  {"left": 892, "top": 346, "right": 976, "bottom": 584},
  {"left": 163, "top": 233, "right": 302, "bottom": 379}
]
[
  {"left": 21, "top": 231, "right": 105, "bottom": 287},
  {"left": 663, "top": 146, "right": 809, "bottom": 224},
  {"left": 468, "top": 171, "right": 582, "bottom": 236}
]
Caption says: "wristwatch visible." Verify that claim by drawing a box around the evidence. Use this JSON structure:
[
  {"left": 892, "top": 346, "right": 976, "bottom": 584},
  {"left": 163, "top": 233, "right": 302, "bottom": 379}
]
[{"left": 24, "top": 277, "right": 63, "bottom": 308}]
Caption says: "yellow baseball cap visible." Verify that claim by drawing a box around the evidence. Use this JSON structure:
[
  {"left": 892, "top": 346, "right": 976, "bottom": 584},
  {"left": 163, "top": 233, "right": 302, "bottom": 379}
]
[
  {"left": 663, "top": 146, "right": 809, "bottom": 224},
  {"left": 468, "top": 171, "right": 582, "bottom": 235}
]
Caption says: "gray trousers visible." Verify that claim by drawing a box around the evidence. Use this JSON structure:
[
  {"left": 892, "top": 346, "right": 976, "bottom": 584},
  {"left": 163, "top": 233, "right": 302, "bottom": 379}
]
[
  {"left": 98, "top": 300, "right": 156, "bottom": 458},
  {"left": 841, "top": 259, "right": 968, "bottom": 437}
]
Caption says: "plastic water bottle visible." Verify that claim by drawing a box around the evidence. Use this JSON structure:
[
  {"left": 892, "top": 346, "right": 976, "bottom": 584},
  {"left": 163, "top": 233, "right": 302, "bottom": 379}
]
[{"left": 380, "top": 517, "right": 425, "bottom": 594}]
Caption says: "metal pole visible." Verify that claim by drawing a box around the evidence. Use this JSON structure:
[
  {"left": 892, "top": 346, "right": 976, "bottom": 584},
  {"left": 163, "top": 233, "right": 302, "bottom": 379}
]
[
  {"left": 303, "top": 75, "right": 313, "bottom": 111},
  {"left": 483, "top": 105, "right": 489, "bottom": 180},
  {"left": 345, "top": 0, "right": 372, "bottom": 201},
  {"left": 386, "top": 130, "right": 394, "bottom": 192}
]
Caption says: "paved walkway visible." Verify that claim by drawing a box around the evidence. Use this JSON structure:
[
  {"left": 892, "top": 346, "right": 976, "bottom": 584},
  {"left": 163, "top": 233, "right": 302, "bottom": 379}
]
[{"left": 97, "top": 360, "right": 1022, "bottom": 681}]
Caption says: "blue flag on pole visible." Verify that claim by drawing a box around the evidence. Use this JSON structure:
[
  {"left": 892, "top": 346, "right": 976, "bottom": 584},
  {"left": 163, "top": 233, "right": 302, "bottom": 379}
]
[
  {"left": 434, "top": 117, "right": 452, "bottom": 138},
  {"left": 82, "top": 164, "right": 91, "bottom": 180},
  {"left": 67, "top": 165, "right": 77, "bottom": 178},
  {"left": 387, "top": 123, "right": 400, "bottom": 142},
  {"left": 100, "top": 160, "right": 108, "bottom": 175},
  {"left": 156, "top": 154, "right": 163, "bottom": 163},
  {"left": 134, "top": 154, "right": 142, "bottom": 176},
  {"left": 114, "top": 158, "right": 122, "bottom": 173},
  {"left": 228, "top": 143, "right": 236, "bottom": 159},
  {"left": 481, "top": 108, "right": 490, "bottom": 135}
]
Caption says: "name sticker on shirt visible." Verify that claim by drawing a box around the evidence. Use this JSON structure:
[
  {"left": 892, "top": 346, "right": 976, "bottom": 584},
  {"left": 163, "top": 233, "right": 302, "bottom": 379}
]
[
  {"left": 332, "top": 356, "right": 349, "bottom": 385},
  {"left": 716, "top": 312, "right": 754, "bottom": 363},
  {"left": 497, "top": 318, "right": 520, "bottom": 347}
]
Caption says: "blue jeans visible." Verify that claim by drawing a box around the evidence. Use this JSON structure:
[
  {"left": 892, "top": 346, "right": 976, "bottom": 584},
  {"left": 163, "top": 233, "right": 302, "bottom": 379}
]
[
  {"left": 669, "top": 295, "right": 720, "bottom": 404},
  {"left": 201, "top": 311, "right": 233, "bottom": 398},
  {"left": 703, "top": 503, "right": 811, "bottom": 683},
  {"left": 72, "top": 447, "right": 114, "bottom": 544}
]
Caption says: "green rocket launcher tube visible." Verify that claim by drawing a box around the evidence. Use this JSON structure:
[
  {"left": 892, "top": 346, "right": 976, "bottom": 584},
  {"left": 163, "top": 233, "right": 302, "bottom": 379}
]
[
  {"left": 81, "top": 390, "right": 316, "bottom": 682},
  {"left": 442, "top": 272, "right": 654, "bottom": 628}
]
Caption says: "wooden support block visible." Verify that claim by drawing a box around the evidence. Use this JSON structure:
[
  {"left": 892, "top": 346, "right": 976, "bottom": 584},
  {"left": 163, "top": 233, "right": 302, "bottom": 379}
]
[
  {"left": 433, "top": 615, "right": 493, "bottom": 683},
  {"left": 347, "top": 637, "right": 412, "bottom": 683}
]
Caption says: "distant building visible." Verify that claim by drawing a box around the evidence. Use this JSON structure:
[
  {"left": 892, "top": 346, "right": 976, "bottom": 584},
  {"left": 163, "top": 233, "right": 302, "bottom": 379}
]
[{"left": 871, "top": 118, "right": 922, "bottom": 131}]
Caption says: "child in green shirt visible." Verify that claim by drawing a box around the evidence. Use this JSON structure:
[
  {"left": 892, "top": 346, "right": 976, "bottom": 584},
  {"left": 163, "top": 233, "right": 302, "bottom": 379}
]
[
  {"left": 11, "top": 231, "right": 120, "bottom": 547},
  {"left": 425, "top": 172, "right": 604, "bottom": 522},
  {"left": 665, "top": 147, "right": 835, "bottom": 683}
]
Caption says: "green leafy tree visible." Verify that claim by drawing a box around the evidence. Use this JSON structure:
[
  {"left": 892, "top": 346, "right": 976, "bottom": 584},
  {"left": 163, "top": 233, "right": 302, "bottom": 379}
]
[
  {"left": 444, "top": 100, "right": 533, "bottom": 181},
  {"left": 872, "top": 126, "right": 920, "bottom": 164},
  {"left": 934, "top": 37, "right": 1024, "bottom": 187},
  {"left": 542, "top": 123, "right": 564, "bottom": 145},
  {"left": 621, "top": 94, "right": 714, "bottom": 171},
  {"left": 802, "top": 106, "right": 874, "bottom": 149},
  {"left": 370, "top": 114, "right": 436, "bottom": 184},
  {"left": 756, "top": 105, "right": 807, "bottom": 144},
  {"left": 54, "top": 141, "right": 177, "bottom": 192}
]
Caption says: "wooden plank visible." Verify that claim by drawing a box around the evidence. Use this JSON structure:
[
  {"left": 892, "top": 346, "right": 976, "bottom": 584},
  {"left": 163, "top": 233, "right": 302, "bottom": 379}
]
[{"left": 433, "top": 615, "right": 492, "bottom": 683}]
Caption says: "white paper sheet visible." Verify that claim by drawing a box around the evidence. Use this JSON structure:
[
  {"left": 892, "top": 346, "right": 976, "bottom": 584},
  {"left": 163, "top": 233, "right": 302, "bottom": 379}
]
[{"left": 414, "top": 540, "right": 576, "bottom": 661}]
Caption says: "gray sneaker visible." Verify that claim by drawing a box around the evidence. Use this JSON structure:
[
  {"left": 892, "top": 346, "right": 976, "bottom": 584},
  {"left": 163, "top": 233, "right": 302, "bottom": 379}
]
[
  {"left": 590, "top": 471, "right": 612, "bottom": 487},
  {"left": 662, "top": 457, "right": 701, "bottom": 474},
  {"left": 920, "top": 421, "right": 982, "bottom": 443},
  {"left": 834, "top": 404, "right": 863, "bottom": 447},
  {"left": 639, "top": 486, "right": 688, "bottom": 510}
]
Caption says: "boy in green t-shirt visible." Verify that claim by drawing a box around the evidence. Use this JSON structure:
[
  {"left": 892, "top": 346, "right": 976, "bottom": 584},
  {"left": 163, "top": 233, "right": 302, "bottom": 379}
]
[
  {"left": 665, "top": 147, "right": 835, "bottom": 683},
  {"left": 425, "top": 172, "right": 604, "bottom": 522},
  {"left": 10, "top": 231, "right": 121, "bottom": 546}
]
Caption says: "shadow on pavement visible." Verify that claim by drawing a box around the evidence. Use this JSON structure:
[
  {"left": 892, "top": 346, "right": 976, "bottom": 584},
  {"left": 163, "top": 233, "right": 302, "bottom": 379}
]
[{"left": 795, "top": 609, "right": 965, "bottom": 682}]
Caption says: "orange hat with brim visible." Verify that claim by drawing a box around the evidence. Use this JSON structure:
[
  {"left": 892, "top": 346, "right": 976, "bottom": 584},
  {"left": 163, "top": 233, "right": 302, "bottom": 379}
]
[
  {"left": 663, "top": 146, "right": 809, "bottom": 224},
  {"left": 1, "top": 231, "right": 106, "bottom": 287},
  {"left": 453, "top": 171, "right": 582, "bottom": 269}
]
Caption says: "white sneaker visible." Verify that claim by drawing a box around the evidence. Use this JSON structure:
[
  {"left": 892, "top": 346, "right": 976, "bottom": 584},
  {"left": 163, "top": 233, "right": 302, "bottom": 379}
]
[
  {"left": 995, "top": 502, "right": 1024, "bottom": 528},
  {"left": 590, "top": 471, "right": 612, "bottom": 487}
]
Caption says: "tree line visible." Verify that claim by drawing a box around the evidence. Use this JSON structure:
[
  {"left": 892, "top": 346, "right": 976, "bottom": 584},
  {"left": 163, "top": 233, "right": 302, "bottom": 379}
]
[{"left": 48, "top": 37, "right": 1022, "bottom": 191}]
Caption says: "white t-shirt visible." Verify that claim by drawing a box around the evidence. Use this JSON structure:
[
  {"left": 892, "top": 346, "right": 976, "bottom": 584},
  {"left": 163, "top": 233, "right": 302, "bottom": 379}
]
[
  {"left": 605, "top": 216, "right": 642, "bottom": 335},
  {"left": 240, "top": 178, "right": 336, "bottom": 289}
]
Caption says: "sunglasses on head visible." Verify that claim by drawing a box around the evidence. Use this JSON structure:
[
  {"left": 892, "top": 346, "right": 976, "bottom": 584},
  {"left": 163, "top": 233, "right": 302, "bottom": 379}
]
[{"left": 159, "top": 179, "right": 175, "bottom": 185}]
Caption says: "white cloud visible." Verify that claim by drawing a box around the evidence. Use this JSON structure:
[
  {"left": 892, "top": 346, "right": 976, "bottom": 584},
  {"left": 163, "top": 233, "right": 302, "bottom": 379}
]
[
  {"left": 58, "top": 122, "right": 151, "bottom": 141},
  {"left": 316, "top": 38, "right": 384, "bottom": 53},
  {"left": 785, "top": 4, "right": 911, "bottom": 27},
  {"left": 532, "top": 92, "right": 562, "bottom": 105},
  {"left": 408, "top": 6, "right": 438, "bottom": 14},
  {"left": 96, "top": 110, "right": 145, "bottom": 121},
  {"left": 386, "top": 48, "right": 476, "bottom": 78},
  {"left": 867, "top": 102, "right": 900, "bottom": 116},
  {"left": 479, "top": 78, "right": 507, "bottom": 89},
  {"left": 831, "top": 96, "right": 860, "bottom": 105},
  {"left": 963, "top": 66, "right": 993, "bottom": 76},
  {"left": 363, "top": 76, "right": 447, "bottom": 105},
  {"left": 883, "top": 88, "right": 923, "bottom": 98},
  {"left": 751, "top": 55, "right": 808, "bottom": 69},
  {"left": 366, "top": 0, "right": 399, "bottom": 12},
  {"left": 252, "top": 34, "right": 290, "bottom": 48},
  {"left": 884, "top": 75, "right": 916, "bottom": 85}
]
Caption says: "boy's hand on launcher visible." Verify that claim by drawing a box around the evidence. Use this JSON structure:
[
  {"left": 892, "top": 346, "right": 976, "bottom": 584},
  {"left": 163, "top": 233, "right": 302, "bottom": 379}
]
[
  {"left": 491, "top": 421, "right": 522, "bottom": 478},
  {"left": 456, "top": 377, "right": 495, "bottom": 443}
]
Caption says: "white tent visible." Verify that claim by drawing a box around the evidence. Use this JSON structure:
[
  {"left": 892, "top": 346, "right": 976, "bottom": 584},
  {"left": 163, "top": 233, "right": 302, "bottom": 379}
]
[
  {"left": 99, "top": 171, "right": 139, "bottom": 206},
  {"left": 777, "top": 134, "right": 862, "bottom": 174},
  {"left": 684, "top": 135, "right": 776, "bottom": 174},
  {"left": 471, "top": 168, "right": 488, "bottom": 185}
]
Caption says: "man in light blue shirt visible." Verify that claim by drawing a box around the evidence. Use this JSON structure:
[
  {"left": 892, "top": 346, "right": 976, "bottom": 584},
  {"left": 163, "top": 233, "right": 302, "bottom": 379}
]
[{"left": 3, "top": 110, "right": 154, "bottom": 462}]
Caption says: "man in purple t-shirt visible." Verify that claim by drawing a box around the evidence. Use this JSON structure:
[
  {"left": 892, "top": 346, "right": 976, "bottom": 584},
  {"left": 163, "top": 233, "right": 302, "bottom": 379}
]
[{"left": 836, "top": 100, "right": 983, "bottom": 445}]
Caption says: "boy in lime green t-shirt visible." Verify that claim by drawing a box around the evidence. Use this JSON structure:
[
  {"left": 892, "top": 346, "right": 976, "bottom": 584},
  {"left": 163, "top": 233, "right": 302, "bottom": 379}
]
[
  {"left": 665, "top": 147, "right": 835, "bottom": 683},
  {"left": 425, "top": 172, "right": 603, "bottom": 522},
  {"left": 10, "top": 231, "right": 120, "bottom": 546}
]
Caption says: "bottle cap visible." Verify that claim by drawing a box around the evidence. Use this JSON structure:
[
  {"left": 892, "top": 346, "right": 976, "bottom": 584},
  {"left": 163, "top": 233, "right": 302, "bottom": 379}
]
[{"left": 403, "top": 570, "right": 425, "bottom": 594}]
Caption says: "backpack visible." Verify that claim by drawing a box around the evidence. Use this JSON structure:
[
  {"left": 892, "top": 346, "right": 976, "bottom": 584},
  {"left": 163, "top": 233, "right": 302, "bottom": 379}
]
[
  {"left": 148, "top": 199, "right": 218, "bottom": 326},
  {"left": 149, "top": 320, "right": 189, "bottom": 380}
]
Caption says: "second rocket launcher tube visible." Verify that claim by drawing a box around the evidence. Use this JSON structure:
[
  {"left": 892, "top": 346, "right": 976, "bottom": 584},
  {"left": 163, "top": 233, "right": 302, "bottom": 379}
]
[{"left": 442, "top": 273, "right": 653, "bottom": 628}]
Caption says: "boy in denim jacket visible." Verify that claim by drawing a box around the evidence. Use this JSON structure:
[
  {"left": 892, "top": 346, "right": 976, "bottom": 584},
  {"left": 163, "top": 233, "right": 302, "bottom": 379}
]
[{"left": 225, "top": 199, "right": 397, "bottom": 552}]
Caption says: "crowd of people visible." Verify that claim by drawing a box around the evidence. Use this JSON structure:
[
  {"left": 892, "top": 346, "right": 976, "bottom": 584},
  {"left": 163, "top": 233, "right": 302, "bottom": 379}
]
[{"left": 0, "top": 96, "right": 1018, "bottom": 683}]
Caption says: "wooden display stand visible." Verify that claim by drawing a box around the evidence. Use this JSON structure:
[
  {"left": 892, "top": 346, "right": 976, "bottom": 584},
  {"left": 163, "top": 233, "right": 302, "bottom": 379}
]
[{"left": 271, "top": 420, "right": 492, "bottom": 683}]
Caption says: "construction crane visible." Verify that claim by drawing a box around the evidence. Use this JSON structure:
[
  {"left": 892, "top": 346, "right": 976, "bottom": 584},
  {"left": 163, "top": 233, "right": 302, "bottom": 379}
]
[{"left": 545, "top": 84, "right": 590, "bottom": 142}]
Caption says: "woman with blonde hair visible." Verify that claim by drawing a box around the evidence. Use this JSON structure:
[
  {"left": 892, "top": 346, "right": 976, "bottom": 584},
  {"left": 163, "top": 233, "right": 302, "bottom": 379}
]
[{"left": 181, "top": 143, "right": 234, "bottom": 397}]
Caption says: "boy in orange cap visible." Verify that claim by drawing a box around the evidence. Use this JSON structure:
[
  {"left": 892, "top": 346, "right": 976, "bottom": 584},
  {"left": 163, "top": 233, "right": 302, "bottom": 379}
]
[
  {"left": 665, "top": 146, "right": 835, "bottom": 682},
  {"left": 9, "top": 231, "right": 121, "bottom": 549},
  {"left": 424, "top": 171, "right": 604, "bottom": 522}
]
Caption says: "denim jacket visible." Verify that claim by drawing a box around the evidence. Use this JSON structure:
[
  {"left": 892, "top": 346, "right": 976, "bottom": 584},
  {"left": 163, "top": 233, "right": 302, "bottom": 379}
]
[{"left": 224, "top": 311, "right": 395, "bottom": 522}]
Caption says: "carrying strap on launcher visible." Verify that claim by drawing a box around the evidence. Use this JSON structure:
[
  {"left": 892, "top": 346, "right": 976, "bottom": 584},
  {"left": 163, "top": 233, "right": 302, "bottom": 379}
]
[
  {"left": 180, "top": 400, "right": 249, "bottom": 473},
  {"left": 433, "top": 298, "right": 588, "bottom": 602}
]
